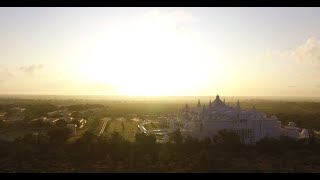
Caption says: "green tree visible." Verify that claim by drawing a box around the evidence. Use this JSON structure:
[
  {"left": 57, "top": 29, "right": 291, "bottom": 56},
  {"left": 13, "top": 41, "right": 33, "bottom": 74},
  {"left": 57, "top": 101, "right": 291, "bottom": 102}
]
[
  {"left": 70, "top": 119, "right": 81, "bottom": 127},
  {"left": 47, "top": 127, "right": 72, "bottom": 145},
  {"left": 170, "top": 129, "right": 183, "bottom": 144},
  {"left": 212, "top": 129, "right": 242, "bottom": 151},
  {"left": 78, "top": 131, "right": 98, "bottom": 144},
  {"left": 135, "top": 132, "right": 158, "bottom": 159},
  {"left": 182, "top": 135, "right": 200, "bottom": 155},
  {"left": 29, "top": 119, "right": 51, "bottom": 129},
  {"left": 55, "top": 119, "right": 67, "bottom": 127}
]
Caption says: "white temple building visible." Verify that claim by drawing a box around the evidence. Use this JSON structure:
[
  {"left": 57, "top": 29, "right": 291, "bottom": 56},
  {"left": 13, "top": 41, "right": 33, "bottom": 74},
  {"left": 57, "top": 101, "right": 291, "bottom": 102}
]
[{"left": 166, "top": 95, "right": 309, "bottom": 144}]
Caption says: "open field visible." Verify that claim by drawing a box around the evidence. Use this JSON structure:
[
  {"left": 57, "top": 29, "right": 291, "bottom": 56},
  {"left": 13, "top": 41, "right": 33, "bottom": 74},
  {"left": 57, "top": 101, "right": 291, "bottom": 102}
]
[
  {"left": 2, "top": 96, "right": 320, "bottom": 136},
  {"left": 103, "top": 118, "right": 139, "bottom": 141},
  {"left": 1, "top": 97, "right": 320, "bottom": 172}
]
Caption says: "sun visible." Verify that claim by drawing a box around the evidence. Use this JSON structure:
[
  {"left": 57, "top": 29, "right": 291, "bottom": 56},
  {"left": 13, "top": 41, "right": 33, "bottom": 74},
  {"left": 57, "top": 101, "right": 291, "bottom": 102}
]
[{"left": 74, "top": 11, "right": 214, "bottom": 96}]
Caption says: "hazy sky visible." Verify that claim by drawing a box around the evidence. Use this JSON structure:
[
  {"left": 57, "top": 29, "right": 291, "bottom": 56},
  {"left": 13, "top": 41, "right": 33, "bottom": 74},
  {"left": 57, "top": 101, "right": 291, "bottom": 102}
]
[{"left": 1, "top": 7, "right": 320, "bottom": 96}]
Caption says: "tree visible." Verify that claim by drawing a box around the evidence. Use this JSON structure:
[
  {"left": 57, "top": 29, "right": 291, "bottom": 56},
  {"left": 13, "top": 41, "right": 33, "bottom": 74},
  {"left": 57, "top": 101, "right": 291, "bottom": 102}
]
[
  {"left": 107, "top": 132, "right": 131, "bottom": 161},
  {"left": 122, "top": 122, "right": 125, "bottom": 132},
  {"left": 29, "top": 119, "right": 51, "bottom": 129},
  {"left": 0, "top": 120, "right": 7, "bottom": 130},
  {"left": 135, "top": 133, "right": 157, "bottom": 146},
  {"left": 182, "top": 135, "right": 200, "bottom": 155},
  {"left": 135, "top": 132, "right": 158, "bottom": 160},
  {"left": 71, "top": 111, "right": 82, "bottom": 118},
  {"left": 200, "top": 137, "right": 212, "bottom": 148},
  {"left": 55, "top": 119, "right": 67, "bottom": 127},
  {"left": 21, "top": 133, "right": 36, "bottom": 144},
  {"left": 111, "top": 132, "right": 123, "bottom": 142},
  {"left": 78, "top": 131, "right": 98, "bottom": 144},
  {"left": 255, "top": 137, "right": 281, "bottom": 156},
  {"left": 212, "top": 129, "right": 242, "bottom": 151},
  {"left": 70, "top": 119, "right": 81, "bottom": 127},
  {"left": 170, "top": 129, "right": 183, "bottom": 144},
  {"left": 47, "top": 127, "right": 72, "bottom": 145}
]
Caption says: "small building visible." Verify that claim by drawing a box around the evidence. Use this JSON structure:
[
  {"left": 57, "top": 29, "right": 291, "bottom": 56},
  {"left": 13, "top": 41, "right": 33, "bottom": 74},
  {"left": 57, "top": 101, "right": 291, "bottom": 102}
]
[
  {"left": 283, "top": 121, "right": 301, "bottom": 139},
  {"left": 74, "top": 118, "right": 87, "bottom": 129},
  {"left": 47, "top": 111, "right": 58, "bottom": 117},
  {"left": 44, "top": 118, "right": 60, "bottom": 125},
  {"left": 0, "top": 112, "right": 6, "bottom": 120},
  {"left": 62, "top": 116, "right": 74, "bottom": 123},
  {"left": 300, "top": 129, "right": 309, "bottom": 139}
]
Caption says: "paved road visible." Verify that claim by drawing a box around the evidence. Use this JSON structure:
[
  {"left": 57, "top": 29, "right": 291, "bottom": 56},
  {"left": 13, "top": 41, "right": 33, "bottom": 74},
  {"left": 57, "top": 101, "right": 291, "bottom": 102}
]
[
  {"left": 137, "top": 124, "right": 148, "bottom": 134},
  {"left": 98, "top": 117, "right": 110, "bottom": 137},
  {"left": 313, "top": 130, "right": 320, "bottom": 135}
]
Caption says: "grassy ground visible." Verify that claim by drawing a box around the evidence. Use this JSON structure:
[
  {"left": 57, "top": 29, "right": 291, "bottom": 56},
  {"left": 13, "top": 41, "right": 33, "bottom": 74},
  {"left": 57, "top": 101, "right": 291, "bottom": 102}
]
[
  {"left": 67, "top": 117, "right": 102, "bottom": 143},
  {"left": 143, "top": 121, "right": 160, "bottom": 131},
  {"left": 104, "top": 118, "right": 139, "bottom": 141},
  {"left": 67, "top": 127, "right": 88, "bottom": 143},
  {"left": 0, "top": 129, "right": 34, "bottom": 141}
]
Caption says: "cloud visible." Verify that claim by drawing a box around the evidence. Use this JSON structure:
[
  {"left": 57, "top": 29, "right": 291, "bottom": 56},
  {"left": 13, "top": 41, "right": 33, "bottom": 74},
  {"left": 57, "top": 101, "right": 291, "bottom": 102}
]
[
  {"left": 0, "top": 68, "right": 16, "bottom": 83},
  {"left": 292, "top": 37, "right": 320, "bottom": 65},
  {"left": 288, "top": 85, "right": 296, "bottom": 88},
  {"left": 19, "top": 64, "right": 44, "bottom": 75},
  {"left": 142, "top": 9, "right": 198, "bottom": 34},
  {"left": 263, "top": 37, "right": 320, "bottom": 65},
  {"left": 144, "top": 9, "right": 197, "bottom": 23}
]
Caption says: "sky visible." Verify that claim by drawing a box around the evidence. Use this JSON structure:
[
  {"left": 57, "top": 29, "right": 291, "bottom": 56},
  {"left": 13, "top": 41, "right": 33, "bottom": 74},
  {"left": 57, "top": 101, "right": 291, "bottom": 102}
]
[{"left": 0, "top": 7, "right": 320, "bottom": 96}]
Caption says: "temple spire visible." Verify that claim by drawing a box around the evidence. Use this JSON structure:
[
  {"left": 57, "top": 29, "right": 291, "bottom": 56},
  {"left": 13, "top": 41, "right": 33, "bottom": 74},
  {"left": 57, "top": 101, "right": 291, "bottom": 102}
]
[
  {"left": 209, "top": 99, "right": 212, "bottom": 107},
  {"left": 223, "top": 99, "right": 226, "bottom": 104},
  {"left": 197, "top": 99, "right": 201, "bottom": 107},
  {"left": 252, "top": 105, "right": 256, "bottom": 111},
  {"left": 236, "top": 100, "right": 241, "bottom": 109},
  {"left": 184, "top": 103, "right": 189, "bottom": 109}
]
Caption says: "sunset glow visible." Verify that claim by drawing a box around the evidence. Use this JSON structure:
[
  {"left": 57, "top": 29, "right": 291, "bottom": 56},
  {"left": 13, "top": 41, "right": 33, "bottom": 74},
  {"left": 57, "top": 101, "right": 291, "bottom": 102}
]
[{"left": 1, "top": 7, "right": 320, "bottom": 96}]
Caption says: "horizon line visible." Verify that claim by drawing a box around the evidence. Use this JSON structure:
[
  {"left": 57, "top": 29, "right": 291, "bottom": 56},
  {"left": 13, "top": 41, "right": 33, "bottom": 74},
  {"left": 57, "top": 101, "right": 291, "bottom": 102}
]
[{"left": 0, "top": 93, "right": 320, "bottom": 98}]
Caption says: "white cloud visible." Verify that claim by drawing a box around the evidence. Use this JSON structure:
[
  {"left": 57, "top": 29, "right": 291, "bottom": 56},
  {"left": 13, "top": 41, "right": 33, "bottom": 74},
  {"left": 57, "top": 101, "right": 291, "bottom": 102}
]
[
  {"left": 0, "top": 68, "right": 15, "bottom": 83},
  {"left": 262, "top": 37, "right": 320, "bottom": 65},
  {"left": 292, "top": 37, "right": 320, "bottom": 65},
  {"left": 144, "top": 9, "right": 197, "bottom": 23},
  {"left": 141, "top": 9, "right": 198, "bottom": 34},
  {"left": 19, "top": 64, "right": 44, "bottom": 75}
]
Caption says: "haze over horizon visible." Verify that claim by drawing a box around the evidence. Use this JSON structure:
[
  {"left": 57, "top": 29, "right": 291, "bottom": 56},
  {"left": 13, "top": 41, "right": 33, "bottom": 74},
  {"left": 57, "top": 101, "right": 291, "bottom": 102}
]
[{"left": 1, "top": 7, "right": 320, "bottom": 96}]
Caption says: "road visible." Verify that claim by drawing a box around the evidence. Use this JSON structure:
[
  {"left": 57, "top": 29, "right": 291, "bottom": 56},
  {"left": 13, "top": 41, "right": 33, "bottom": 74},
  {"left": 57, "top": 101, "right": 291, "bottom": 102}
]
[
  {"left": 313, "top": 130, "right": 320, "bottom": 135},
  {"left": 137, "top": 123, "right": 148, "bottom": 134},
  {"left": 98, "top": 117, "right": 110, "bottom": 137}
]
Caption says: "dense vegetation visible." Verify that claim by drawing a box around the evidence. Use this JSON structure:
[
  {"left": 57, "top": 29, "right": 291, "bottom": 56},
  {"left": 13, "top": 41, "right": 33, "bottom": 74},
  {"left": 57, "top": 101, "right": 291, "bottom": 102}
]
[
  {"left": 0, "top": 129, "right": 320, "bottom": 172},
  {"left": 1, "top": 97, "right": 320, "bottom": 172}
]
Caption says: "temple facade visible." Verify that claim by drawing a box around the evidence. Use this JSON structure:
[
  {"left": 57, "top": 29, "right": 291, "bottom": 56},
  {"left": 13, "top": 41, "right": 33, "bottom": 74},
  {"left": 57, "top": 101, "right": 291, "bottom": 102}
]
[{"left": 167, "top": 95, "right": 309, "bottom": 144}]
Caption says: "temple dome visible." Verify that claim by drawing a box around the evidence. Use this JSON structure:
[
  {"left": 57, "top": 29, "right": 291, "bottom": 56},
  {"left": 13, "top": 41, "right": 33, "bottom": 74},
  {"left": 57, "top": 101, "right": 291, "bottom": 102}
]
[
  {"left": 288, "top": 121, "right": 296, "bottom": 127},
  {"left": 211, "top": 95, "right": 227, "bottom": 108},
  {"left": 300, "top": 129, "right": 309, "bottom": 138},
  {"left": 271, "top": 115, "right": 278, "bottom": 120}
]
